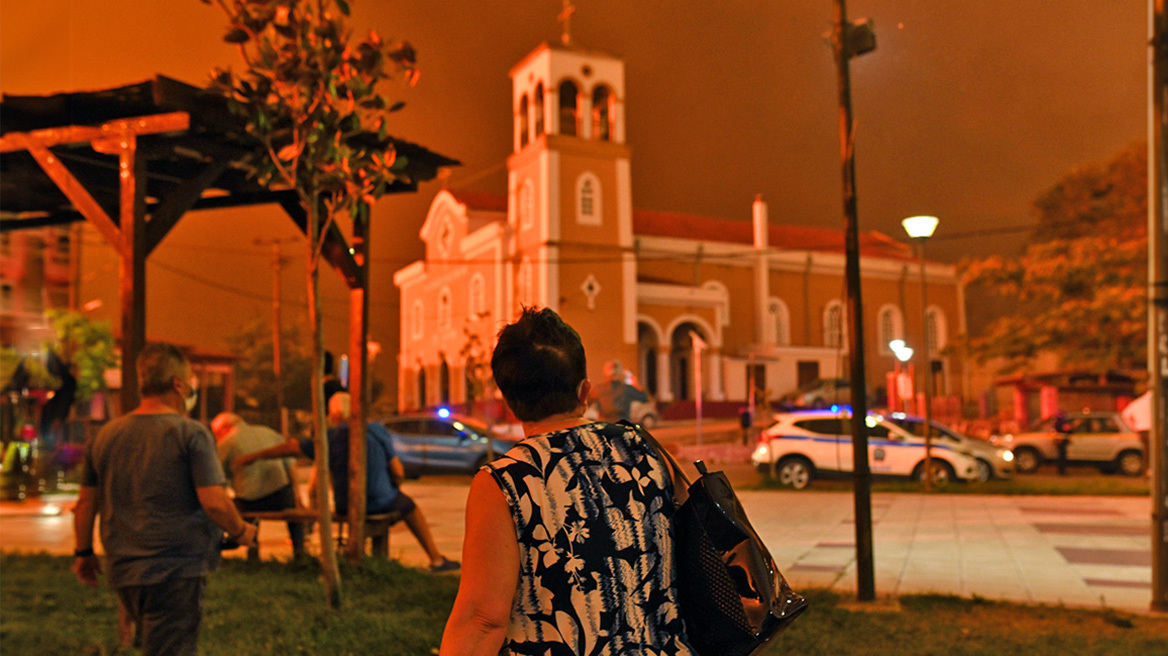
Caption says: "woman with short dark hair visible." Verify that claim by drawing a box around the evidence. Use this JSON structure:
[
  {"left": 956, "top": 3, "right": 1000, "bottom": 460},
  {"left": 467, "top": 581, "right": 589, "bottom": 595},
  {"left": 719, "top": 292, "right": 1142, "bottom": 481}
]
[{"left": 440, "top": 307, "right": 694, "bottom": 656}]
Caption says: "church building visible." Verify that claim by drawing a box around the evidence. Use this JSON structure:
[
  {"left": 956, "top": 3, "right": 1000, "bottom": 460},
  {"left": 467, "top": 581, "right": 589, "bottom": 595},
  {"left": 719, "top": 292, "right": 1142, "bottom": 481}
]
[{"left": 394, "top": 40, "right": 965, "bottom": 415}]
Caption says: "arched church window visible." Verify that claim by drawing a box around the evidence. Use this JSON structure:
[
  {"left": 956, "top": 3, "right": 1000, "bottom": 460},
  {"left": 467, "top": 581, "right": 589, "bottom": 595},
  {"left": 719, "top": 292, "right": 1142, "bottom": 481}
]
[
  {"left": 438, "top": 287, "right": 452, "bottom": 332},
  {"left": 534, "top": 83, "right": 545, "bottom": 137},
  {"left": 519, "top": 179, "right": 535, "bottom": 229},
  {"left": 592, "top": 85, "right": 613, "bottom": 141},
  {"left": 878, "top": 305, "right": 903, "bottom": 354},
  {"left": 926, "top": 308, "right": 947, "bottom": 355},
  {"left": 558, "top": 80, "right": 578, "bottom": 136},
  {"left": 518, "top": 257, "right": 534, "bottom": 308},
  {"left": 823, "top": 300, "right": 847, "bottom": 349},
  {"left": 412, "top": 300, "right": 424, "bottom": 340},
  {"left": 518, "top": 94, "right": 529, "bottom": 147},
  {"left": 468, "top": 273, "right": 486, "bottom": 319},
  {"left": 575, "top": 173, "right": 601, "bottom": 225},
  {"left": 766, "top": 297, "right": 791, "bottom": 346}
]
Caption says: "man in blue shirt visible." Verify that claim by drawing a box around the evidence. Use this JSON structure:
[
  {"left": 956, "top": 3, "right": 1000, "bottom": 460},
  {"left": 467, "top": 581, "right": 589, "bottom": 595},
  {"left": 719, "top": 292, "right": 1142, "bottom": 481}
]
[{"left": 238, "top": 393, "right": 458, "bottom": 571}]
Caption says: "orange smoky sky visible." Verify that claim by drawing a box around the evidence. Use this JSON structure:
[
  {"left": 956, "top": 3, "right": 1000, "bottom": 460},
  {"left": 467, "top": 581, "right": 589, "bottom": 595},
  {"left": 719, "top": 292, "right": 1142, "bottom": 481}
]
[{"left": 0, "top": 0, "right": 1147, "bottom": 391}]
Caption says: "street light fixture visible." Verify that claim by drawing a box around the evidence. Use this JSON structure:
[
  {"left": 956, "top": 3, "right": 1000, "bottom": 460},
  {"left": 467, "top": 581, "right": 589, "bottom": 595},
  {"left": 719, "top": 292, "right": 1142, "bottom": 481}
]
[{"left": 902, "top": 215, "right": 938, "bottom": 490}]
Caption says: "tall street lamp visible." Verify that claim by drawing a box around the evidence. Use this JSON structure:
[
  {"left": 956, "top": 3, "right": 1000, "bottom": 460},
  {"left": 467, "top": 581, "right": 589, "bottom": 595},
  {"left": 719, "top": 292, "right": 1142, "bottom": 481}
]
[{"left": 902, "top": 215, "right": 939, "bottom": 490}]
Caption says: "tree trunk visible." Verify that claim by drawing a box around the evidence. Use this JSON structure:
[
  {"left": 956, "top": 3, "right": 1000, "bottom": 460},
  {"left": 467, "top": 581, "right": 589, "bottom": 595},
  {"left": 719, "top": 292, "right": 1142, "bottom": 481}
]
[{"left": 308, "top": 198, "right": 342, "bottom": 608}]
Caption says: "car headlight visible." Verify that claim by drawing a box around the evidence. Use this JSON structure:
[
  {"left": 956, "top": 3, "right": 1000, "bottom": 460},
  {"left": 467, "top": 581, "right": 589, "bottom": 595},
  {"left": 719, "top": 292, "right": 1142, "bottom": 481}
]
[{"left": 999, "top": 449, "right": 1013, "bottom": 462}]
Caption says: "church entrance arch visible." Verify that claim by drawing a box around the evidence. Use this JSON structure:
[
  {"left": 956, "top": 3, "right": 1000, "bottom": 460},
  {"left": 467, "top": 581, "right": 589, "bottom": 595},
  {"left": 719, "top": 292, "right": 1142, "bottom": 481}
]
[
  {"left": 439, "top": 357, "right": 451, "bottom": 406},
  {"left": 637, "top": 321, "right": 660, "bottom": 396},
  {"left": 417, "top": 366, "right": 427, "bottom": 410},
  {"left": 670, "top": 322, "right": 706, "bottom": 402}
]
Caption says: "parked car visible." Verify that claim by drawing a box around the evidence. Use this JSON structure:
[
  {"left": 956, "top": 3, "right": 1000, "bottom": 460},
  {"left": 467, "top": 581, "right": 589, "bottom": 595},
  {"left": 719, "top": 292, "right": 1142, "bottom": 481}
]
[
  {"left": 882, "top": 413, "right": 1014, "bottom": 482},
  {"left": 778, "top": 378, "right": 851, "bottom": 409},
  {"left": 750, "top": 408, "right": 982, "bottom": 489},
  {"left": 378, "top": 413, "right": 521, "bottom": 476},
  {"left": 583, "top": 391, "right": 660, "bottom": 427},
  {"left": 995, "top": 411, "right": 1145, "bottom": 476}
]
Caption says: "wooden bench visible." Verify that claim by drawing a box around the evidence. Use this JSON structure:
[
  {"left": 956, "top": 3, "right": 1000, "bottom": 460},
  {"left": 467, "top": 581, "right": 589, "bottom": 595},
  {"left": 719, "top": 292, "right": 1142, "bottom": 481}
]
[{"left": 240, "top": 509, "right": 403, "bottom": 558}]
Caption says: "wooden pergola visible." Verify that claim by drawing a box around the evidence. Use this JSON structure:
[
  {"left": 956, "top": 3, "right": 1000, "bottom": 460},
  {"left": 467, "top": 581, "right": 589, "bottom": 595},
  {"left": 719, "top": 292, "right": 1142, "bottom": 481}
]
[{"left": 0, "top": 76, "right": 458, "bottom": 559}]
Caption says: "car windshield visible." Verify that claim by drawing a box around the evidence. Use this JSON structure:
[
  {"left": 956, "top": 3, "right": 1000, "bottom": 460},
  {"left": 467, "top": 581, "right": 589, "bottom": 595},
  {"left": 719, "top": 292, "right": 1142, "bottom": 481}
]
[
  {"left": 895, "top": 418, "right": 962, "bottom": 442},
  {"left": 449, "top": 418, "right": 490, "bottom": 439}
]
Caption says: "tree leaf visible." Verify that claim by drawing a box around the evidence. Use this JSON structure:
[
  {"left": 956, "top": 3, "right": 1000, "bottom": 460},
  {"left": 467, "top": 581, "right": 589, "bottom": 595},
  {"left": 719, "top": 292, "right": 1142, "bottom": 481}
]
[
  {"left": 224, "top": 28, "right": 251, "bottom": 44},
  {"left": 336, "top": 0, "right": 351, "bottom": 16}
]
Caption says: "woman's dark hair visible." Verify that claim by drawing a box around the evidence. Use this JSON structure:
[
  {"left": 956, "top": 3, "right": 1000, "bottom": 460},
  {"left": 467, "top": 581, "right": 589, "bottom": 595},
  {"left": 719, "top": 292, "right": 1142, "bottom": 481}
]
[{"left": 491, "top": 307, "right": 586, "bottom": 422}]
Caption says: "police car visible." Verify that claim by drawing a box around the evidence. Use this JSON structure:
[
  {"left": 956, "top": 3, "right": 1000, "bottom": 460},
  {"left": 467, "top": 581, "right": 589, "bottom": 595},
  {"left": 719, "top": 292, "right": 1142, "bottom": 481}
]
[{"left": 751, "top": 408, "right": 981, "bottom": 489}]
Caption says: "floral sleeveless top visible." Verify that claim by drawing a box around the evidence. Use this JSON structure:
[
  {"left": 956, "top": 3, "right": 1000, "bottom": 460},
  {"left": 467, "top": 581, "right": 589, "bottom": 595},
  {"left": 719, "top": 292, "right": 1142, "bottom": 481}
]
[{"left": 485, "top": 421, "right": 696, "bottom": 656}]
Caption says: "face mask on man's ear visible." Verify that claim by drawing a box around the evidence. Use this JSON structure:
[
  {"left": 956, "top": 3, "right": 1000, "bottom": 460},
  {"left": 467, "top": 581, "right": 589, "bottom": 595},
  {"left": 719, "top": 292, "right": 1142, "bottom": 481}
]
[{"left": 184, "top": 378, "right": 199, "bottom": 413}]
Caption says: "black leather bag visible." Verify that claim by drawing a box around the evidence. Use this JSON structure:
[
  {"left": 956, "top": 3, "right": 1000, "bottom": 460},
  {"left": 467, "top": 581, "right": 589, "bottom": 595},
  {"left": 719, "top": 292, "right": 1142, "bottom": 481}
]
[{"left": 632, "top": 424, "right": 808, "bottom": 656}]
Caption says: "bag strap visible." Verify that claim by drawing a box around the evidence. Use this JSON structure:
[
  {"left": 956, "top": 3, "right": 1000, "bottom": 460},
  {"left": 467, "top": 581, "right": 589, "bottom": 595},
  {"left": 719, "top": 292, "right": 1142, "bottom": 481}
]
[{"left": 618, "top": 420, "right": 692, "bottom": 504}]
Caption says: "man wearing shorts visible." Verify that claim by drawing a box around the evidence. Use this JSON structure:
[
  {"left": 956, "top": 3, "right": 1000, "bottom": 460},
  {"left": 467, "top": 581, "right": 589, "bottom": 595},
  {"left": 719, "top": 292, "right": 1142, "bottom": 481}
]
[{"left": 237, "top": 393, "right": 458, "bottom": 571}]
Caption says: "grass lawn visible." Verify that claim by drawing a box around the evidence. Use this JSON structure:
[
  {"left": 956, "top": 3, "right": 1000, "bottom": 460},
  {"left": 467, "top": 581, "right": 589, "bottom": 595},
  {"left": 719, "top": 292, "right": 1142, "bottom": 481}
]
[{"left": 2, "top": 554, "right": 1165, "bottom": 655}]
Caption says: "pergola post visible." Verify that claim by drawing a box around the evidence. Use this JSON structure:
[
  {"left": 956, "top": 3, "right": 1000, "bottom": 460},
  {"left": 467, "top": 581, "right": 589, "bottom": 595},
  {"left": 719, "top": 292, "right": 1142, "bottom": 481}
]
[{"left": 116, "top": 139, "right": 147, "bottom": 410}]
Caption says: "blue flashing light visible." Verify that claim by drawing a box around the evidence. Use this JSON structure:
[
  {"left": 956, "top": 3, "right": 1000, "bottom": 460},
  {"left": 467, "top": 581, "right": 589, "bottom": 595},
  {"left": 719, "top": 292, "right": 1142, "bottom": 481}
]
[{"left": 437, "top": 407, "right": 451, "bottom": 419}]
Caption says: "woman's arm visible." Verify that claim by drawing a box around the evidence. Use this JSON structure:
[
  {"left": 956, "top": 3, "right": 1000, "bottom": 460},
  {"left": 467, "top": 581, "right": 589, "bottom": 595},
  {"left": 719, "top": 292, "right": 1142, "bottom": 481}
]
[{"left": 439, "top": 470, "right": 520, "bottom": 656}]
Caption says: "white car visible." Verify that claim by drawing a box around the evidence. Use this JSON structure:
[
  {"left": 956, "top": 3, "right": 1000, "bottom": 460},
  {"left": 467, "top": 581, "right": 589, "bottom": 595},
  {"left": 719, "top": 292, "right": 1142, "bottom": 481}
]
[
  {"left": 994, "top": 411, "right": 1145, "bottom": 476},
  {"left": 751, "top": 409, "right": 982, "bottom": 489},
  {"left": 883, "top": 413, "right": 1015, "bottom": 482}
]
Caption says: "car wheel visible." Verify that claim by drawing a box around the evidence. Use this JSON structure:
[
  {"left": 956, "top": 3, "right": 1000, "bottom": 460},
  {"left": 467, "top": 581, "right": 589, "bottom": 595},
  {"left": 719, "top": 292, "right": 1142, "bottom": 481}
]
[
  {"left": 1013, "top": 447, "right": 1041, "bottom": 474},
  {"left": 915, "top": 460, "right": 956, "bottom": 485},
  {"left": 639, "top": 413, "right": 658, "bottom": 429},
  {"left": 1116, "top": 450, "right": 1145, "bottom": 477},
  {"left": 809, "top": 397, "right": 827, "bottom": 409},
  {"left": 777, "top": 457, "right": 813, "bottom": 490},
  {"left": 974, "top": 459, "right": 993, "bottom": 483}
]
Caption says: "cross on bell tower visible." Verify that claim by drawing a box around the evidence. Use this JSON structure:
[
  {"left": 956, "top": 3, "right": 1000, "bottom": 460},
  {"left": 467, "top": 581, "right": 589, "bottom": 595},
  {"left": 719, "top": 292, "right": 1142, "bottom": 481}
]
[{"left": 558, "top": 0, "right": 576, "bottom": 45}]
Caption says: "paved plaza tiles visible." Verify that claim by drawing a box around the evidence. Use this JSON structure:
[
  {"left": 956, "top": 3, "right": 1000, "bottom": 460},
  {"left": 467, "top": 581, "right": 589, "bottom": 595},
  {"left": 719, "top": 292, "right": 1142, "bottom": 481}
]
[{"left": 0, "top": 484, "right": 1156, "bottom": 614}]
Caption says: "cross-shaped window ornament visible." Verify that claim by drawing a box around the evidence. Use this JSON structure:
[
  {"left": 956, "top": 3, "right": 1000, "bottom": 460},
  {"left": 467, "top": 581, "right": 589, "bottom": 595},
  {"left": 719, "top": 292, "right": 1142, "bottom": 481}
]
[{"left": 581, "top": 274, "right": 601, "bottom": 310}]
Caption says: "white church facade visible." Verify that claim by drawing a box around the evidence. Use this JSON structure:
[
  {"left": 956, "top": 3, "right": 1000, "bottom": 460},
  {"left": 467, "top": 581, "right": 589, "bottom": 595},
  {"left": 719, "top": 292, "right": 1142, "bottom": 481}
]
[{"left": 394, "top": 41, "right": 966, "bottom": 415}]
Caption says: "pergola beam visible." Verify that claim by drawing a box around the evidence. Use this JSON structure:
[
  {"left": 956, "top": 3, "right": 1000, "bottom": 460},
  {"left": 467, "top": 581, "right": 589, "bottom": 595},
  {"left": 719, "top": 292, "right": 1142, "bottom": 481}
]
[
  {"left": 146, "top": 157, "right": 232, "bottom": 256},
  {"left": 20, "top": 141, "right": 123, "bottom": 252}
]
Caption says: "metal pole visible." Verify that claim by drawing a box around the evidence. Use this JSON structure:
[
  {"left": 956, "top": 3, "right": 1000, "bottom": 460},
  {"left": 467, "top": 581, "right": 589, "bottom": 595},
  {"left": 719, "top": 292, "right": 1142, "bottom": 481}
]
[
  {"left": 833, "top": 0, "right": 876, "bottom": 602},
  {"left": 918, "top": 239, "right": 934, "bottom": 490},
  {"left": 1148, "top": 0, "right": 1168, "bottom": 613},
  {"left": 257, "top": 238, "right": 292, "bottom": 435}
]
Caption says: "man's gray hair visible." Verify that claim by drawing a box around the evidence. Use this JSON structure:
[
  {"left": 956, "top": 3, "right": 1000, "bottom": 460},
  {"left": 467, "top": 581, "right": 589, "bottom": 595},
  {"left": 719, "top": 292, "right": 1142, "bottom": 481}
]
[{"left": 137, "top": 343, "right": 189, "bottom": 397}]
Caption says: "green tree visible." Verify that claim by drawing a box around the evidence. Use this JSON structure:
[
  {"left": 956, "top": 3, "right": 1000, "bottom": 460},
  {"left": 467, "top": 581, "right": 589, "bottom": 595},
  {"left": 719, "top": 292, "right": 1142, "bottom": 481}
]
[
  {"left": 43, "top": 310, "right": 118, "bottom": 403},
  {"left": 962, "top": 143, "right": 1148, "bottom": 374},
  {"left": 205, "top": 0, "right": 421, "bottom": 606},
  {"left": 225, "top": 319, "right": 313, "bottom": 412}
]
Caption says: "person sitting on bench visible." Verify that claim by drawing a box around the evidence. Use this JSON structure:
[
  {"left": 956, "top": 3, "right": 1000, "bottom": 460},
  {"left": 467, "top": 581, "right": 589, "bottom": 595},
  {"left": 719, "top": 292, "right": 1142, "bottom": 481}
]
[
  {"left": 211, "top": 412, "right": 307, "bottom": 559},
  {"left": 236, "top": 393, "right": 459, "bottom": 572}
]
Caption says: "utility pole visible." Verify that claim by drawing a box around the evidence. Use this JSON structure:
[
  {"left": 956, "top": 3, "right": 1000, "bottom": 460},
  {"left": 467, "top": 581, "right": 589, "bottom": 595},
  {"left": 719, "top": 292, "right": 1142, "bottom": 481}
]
[
  {"left": 831, "top": 0, "right": 877, "bottom": 602},
  {"left": 255, "top": 237, "right": 296, "bottom": 435},
  {"left": 1148, "top": 0, "right": 1168, "bottom": 613}
]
